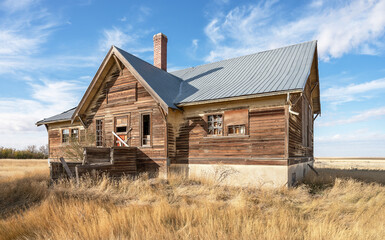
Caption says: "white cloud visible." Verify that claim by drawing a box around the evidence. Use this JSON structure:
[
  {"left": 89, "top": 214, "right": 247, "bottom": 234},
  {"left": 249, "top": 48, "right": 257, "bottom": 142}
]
[
  {"left": 192, "top": 39, "right": 199, "bottom": 51},
  {"left": 0, "top": 8, "right": 57, "bottom": 56},
  {"left": 0, "top": 79, "right": 84, "bottom": 135},
  {"left": 322, "top": 78, "right": 385, "bottom": 104},
  {"left": 315, "top": 129, "right": 385, "bottom": 157},
  {"left": 318, "top": 106, "right": 385, "bottom": 127},
  {"left": 316, "top": 129, "right": 385, "bottom": 143},
  {"left": 204, "top": 0, "right": 385, "bottom": 62},
  {"left": 99, "top": 27, "right": 134, "bottom": 52},
  {"left": 204, "top": 19, "right": 225, "bottom": 44},
  {"left": 1, "top": 0, "right": 38, "bottom": 12}
]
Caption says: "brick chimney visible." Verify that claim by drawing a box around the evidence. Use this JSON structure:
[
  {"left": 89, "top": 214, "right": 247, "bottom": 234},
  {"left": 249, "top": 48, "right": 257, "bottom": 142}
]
[{"left": 153, "top": 33, "right": 168, "bottom": 71}]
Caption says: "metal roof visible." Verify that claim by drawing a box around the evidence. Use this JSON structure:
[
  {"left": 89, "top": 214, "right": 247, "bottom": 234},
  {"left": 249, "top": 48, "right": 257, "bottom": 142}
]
[
  {"left": 37, "top": 41, "right": 317, "bottom": 125},
  {"left": 36, "top": 107, "right": 76, "bottom": 126},
  {"left": 114, "top": 47, "right": 182, "bottom": 108},
  {"left": 171, "top": 40, "right": 317, "bottom": 104}
]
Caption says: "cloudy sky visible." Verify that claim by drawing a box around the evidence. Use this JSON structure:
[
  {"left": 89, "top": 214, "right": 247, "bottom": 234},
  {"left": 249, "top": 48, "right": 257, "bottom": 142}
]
[{"left": 0, "top": 0, "right": 385, "bottom": 156}]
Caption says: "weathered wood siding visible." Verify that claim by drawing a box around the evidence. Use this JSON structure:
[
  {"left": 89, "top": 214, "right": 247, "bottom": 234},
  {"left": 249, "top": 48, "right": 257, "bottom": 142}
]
[
  {"left": 288, "top": 77, "right": 314, "bottom": 164},
  {"left": 171, "top": 96, "right": 288, "bottom": 166},
  {"left": 83, "top": 65, "right": 167, "bottom": 173},
  {"left": 47, "top": 122, "right": 84, "bottom": 160}
]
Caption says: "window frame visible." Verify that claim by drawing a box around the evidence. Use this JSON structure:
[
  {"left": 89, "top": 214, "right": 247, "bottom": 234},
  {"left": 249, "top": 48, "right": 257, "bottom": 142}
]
[
  {"left": 70, "top": 128, "right": 79, "bottom": 142},
  {"left": 227, "top": 124, "right": 246, "bottom": 135},
  {"left": 114, "top": 115, "right": 130, "bottom": 146},
  {"left": 96, "top": 119, "right": 104, "bottom": 147},
  {"left": 141, "top": 113, "right": 152, "bottom": 147},
  {"left": 207, "top": 114, "right": 224, "bottom": 136},
  {"left": 62, "top": 129, "right": 70, "bottom": 143}
]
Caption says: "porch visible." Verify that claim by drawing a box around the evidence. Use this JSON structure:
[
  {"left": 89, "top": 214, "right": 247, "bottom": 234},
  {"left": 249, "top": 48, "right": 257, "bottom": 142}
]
[{"left": 50, "top": 147, "right": 138, "bottom": 181}]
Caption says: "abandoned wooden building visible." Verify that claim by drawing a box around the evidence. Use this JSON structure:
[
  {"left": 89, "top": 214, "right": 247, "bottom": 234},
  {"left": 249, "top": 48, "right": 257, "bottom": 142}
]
[{"left": 36, "top": 33, "right": 321, "bottom": 187}]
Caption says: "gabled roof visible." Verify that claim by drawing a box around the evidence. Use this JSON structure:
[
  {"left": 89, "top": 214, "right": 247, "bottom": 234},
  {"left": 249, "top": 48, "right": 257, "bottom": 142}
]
[
  {"left": 36, "top": 107, "right": 76, "bottom": 126},
  {"left": 37, "top": 40, "right": 320, "bottom": 126},
  {"left": 172, "top": 40, "right": 317, "bottom": 104},
  {"left": 114, "top": 47, "right": 182, "bottom": 108}
]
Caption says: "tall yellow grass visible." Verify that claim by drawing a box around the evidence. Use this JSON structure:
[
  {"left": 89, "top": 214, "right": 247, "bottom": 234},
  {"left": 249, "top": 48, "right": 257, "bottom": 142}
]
[{"left": 0, "top": 160, "right": 384, "bottom": 240}]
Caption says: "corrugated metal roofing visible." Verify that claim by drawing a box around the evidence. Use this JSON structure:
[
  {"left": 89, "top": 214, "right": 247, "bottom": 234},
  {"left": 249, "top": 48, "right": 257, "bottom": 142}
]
[
  {"left": 37, "top": 41, "right": 317, "bottom": 125},
  {"left": 115, "top": 47, "right": 182, "bottom": 108},
  {"left": 171, "top": 40, "right": 316, "bottom": 104},
  {"left": 36, "top": 107, "right": 76, "bottom": 125}
]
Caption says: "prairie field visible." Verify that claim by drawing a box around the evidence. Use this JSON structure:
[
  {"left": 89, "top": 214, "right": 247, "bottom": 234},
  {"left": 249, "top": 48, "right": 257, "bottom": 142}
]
[{"left": 0, "top": 159, "right": 384, "bottom": 240}]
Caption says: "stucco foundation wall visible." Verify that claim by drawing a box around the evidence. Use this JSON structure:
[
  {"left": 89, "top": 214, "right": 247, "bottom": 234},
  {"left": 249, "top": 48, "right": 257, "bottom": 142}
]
[
  {"left": 170, "top": 164, "right": 289, "bottom": 188},
  {"left": 288, "top": 161, "right": 314, "bottom": 186}
]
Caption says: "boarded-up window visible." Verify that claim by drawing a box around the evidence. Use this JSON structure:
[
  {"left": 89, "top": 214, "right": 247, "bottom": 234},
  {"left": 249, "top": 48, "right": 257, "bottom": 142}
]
[
  {"left": 207, "top": 114, "right": 223, "bottom": 135},
  {"left": 224, "top": 109, "right": 248, "bottom": 135},
  {"left": 62, "top": 129, "right": 69, "bottom": 143},
  {"left": 96, "top": 119, "right": 103, "bottom": 147},
  {"left": 115, "top": 115, "right": 129, "bottom": 146}
]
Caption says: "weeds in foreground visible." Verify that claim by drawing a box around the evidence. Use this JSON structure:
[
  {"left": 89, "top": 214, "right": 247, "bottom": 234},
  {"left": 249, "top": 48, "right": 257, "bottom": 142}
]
[{"left": 0, "top": 169, "right": 384, "bottom": 240}]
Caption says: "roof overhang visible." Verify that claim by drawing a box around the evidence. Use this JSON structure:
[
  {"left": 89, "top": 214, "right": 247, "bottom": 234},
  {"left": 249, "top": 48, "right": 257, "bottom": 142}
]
[
  {"left": 36, "top": 119, "right": 70, "bottom": 126},
  {"left": 71, "top": 46, "right": 169, "bottom": 123},
  {"left": 176, "top": 89, "right": 302, "bottom": 107}
]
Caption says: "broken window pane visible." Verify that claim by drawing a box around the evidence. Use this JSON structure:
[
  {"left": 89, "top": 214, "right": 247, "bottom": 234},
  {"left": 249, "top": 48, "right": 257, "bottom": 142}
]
[
  {"left": 71, "top": 128, "right": 79, "bottom": 141},
  {"left": 142, "top": 114, "right": 150, "bottom": 146},
  {"left": 227, "top": 125, "right": 246, "bottom": 135},
  {"left": 62, "top": 129, "right": 69, "bottom": 143},
  {"left": 207, "top": 114, "right": 223, "bottom": 136}
]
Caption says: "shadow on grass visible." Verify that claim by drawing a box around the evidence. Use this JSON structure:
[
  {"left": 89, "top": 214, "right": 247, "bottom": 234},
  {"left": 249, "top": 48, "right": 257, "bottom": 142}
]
[
  {"left": 0, "top": 173, "right": 50, "bottom": 219},
  {"left": 302, "top": 168, "right": 385, "bottom": 194}
]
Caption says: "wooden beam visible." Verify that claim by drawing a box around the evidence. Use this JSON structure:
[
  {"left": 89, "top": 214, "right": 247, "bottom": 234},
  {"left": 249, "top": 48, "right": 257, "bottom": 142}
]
[
  {"left": 157, "top": 103, "right": 167, "bottom": 122},
  {"left": 59, "top": 157, "right": 73, "bottom": 178},
  {"left": 112, "top": 131, "right": 129, "bottom": 146},
  {"left": 113, "top": 54, "right": 123, "bottom": 74},
  {"left": 313, "top": 113, "right": 319, "bottom": 121}
]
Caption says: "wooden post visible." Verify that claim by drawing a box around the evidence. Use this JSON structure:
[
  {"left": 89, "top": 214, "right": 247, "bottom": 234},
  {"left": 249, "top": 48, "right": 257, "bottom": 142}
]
[
  {"left": 83, "top": 148, "right": 87, "bottom": 165},
  {"left": 59, "top": 157, "right": 73, "bottom": 178},
  {"left": 110, "top": 147, "right": 114, "bottom": 164},
  {"left": 75, "top": 166, "right": 80, "bottom": 186}
]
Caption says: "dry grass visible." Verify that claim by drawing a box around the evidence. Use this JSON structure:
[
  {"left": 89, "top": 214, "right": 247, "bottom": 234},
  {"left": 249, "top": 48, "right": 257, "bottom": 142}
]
[
  {"left": 0, "top": 159, "right": 48, "bottom": 179},
  {"left": 0, "top": 160, "right": 384, "bottom": 240}
]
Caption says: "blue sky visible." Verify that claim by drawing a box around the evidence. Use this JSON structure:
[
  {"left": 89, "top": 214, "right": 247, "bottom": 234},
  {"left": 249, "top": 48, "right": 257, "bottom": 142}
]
[{"left": 0, "top": 0, "right": 385, "bottom": 156}]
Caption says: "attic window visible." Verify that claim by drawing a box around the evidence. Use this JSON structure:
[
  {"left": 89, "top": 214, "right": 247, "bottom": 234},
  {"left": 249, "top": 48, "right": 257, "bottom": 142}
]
[
  {"left": 62, "top": 129, "right": 69, "bottom": 143},
  {"left": 207, "top": 114, "right": 223, "bottom": 135}
]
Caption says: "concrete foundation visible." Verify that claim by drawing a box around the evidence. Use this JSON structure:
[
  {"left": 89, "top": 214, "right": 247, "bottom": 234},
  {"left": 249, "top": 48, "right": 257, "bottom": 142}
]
[
  {"left": 288, "top": 161, "right": 313, "bottom": 186},
  {"left": 170, "top": 164, "right": 289, "bottom": 188},
  {"left": 169, "top": 161, "right": 314, "bottom": 188}
]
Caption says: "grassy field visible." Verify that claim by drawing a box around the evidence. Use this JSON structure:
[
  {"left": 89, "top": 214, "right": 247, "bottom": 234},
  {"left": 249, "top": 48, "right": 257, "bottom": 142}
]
[{"left": 0, "top": 159, "right": 384, "bottom": 240}]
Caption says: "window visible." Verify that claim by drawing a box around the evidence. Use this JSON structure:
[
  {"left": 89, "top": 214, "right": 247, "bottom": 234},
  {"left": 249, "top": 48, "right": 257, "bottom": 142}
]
[
  {"left": 96, "top": 119, "right": 103, "bottom": 146},
  {"left": 207, "top": 114, "right": 223, "bottom": 135},
  {"left": 142, "top": 114, "right": 151, "bottom": 146},
  {"left": 71, "top": 128, "right": 79, "bottom": 141},
  {"left": 228, "top": 125, "right": 245, "bottom": 135},
  {"left": 62, "top": 129, "right": 69, "bottom": 143},
  {"left": 115, "top": 116, "right": 128, "bottom": 146}
]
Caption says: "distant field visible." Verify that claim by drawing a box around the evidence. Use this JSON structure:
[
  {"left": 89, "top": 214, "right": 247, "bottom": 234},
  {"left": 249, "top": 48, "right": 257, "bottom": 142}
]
[
  {"left": 315, "top": 157, "right": 385, "bottom": 170},
  {"left": 0, "top": 159, "right": 49, "bottom": 179}
]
